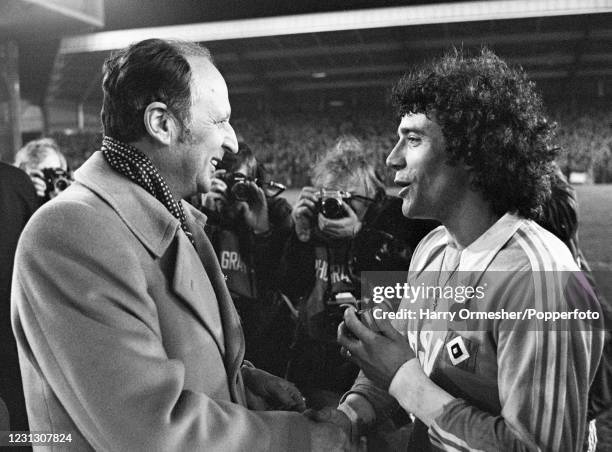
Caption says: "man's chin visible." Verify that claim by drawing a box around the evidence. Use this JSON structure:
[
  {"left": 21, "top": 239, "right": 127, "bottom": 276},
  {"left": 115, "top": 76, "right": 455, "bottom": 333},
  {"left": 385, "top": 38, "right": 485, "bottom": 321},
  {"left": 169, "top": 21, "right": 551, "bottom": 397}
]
[{"left": 401, "top": 199, "right": 428, "bottom": 220}]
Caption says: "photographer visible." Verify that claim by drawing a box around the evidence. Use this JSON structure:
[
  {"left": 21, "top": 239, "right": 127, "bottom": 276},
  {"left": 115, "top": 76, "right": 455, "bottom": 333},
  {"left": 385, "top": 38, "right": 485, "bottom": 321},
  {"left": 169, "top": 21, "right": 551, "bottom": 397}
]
[
  {"left": 201, "top": 142, "right": 296, "bottom": 377},
  {"left": 281, "top": 136, "right": 437, "bottom": 410},
  {"left": 14, "top": 138, "right": 72, "bottom": 203}
]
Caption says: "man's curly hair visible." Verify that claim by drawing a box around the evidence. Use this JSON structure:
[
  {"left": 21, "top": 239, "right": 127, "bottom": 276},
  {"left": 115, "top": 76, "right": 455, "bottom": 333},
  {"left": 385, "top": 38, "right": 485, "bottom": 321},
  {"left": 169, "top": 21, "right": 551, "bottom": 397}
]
[{"left": 392, "top": 48, "right": 558, "bottom": 219}]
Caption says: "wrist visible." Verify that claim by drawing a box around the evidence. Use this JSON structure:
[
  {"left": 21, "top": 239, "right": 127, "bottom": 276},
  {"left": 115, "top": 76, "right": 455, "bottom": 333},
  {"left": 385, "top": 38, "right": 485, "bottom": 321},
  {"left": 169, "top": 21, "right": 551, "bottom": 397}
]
[
  {"left": 388, "top": 359, "right": 454, "bottom": 427},
  {"left": 338, "top": 393, "right": 376, "bottom": 438},
  {"left": 337, "top": 403, "right": 362, "bottom": 443}
]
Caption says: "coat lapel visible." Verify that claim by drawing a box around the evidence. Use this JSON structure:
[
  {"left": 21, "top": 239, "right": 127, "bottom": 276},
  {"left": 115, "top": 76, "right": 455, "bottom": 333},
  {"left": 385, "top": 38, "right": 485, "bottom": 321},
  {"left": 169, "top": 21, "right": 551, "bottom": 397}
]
[
  {"left": 184, "top": 205, "right": 247, "bottom": 405},
  {"left": 172, "top": 232, "right": 226, "bottom": 356}
]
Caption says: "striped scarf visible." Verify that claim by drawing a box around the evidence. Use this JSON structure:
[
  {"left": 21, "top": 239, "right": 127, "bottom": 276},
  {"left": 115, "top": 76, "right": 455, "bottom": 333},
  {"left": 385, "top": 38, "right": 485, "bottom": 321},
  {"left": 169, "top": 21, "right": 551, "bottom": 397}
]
[{"left": 101, "top": 136, "right": 195, "bottom": 246}]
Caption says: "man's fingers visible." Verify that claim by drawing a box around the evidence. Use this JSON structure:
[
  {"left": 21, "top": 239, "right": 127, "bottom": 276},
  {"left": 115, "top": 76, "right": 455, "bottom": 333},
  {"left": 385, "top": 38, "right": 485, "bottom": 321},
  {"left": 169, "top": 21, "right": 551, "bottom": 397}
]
[
  {"left": 374, "top": 313, "right": 403, "bottom": 340},
  {"left": 340, "top": 200, "right": 357, "bottom": 219},
  {"left": 343, "top": 307, "right": 378, "bottom": 343},
  {"left": 317, "top": 214, "right": 328, "bottom": 232},
  {"left": 283, "top": 382, "right": 306, "bottom": 411},
  {"left": 210, "top": 177, "right": 227, "bottom": 192},
  {"left": 31, "top": 179, "right": 46, "bottom": 196},
  {"left": 236, "top": 201, "right": 249, "bottom": 214},
  {"left": 303, "top": 407, "right": 335, "bottom": 422},
  {"left": 337, "top": 322, "right": 360, "bottom": 350},
  {"left": 249, "top": 182, "right": 267, "bottom": 206},
  {"left": 299, "top": 198, "right": 317, "bottom": 212},
  {"left": 274, "top": 386, "right": 298, "bottom": 407},
  {"left": 370, "top": 302, "right": 402, "bottom": 339},
  {"left": 298, "top": 188, "right": 319, "bottom": 204}
]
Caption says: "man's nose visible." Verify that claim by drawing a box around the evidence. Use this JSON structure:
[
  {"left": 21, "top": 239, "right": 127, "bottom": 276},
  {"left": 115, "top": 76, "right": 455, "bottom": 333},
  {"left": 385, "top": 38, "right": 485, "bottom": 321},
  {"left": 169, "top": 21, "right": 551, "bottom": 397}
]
[
  {"left": 223, "top": 123, "right": 239, "bottom": 154},
  {"left": 386, "top": 142, "right": 405, "bottom": 171}
]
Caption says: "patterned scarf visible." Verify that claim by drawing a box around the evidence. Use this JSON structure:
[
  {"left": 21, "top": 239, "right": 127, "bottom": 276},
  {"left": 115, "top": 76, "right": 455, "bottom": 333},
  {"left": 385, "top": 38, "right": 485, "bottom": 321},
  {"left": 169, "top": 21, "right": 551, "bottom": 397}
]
[{"left": 101, "top": 135, "right": 195, "bottom": 246}]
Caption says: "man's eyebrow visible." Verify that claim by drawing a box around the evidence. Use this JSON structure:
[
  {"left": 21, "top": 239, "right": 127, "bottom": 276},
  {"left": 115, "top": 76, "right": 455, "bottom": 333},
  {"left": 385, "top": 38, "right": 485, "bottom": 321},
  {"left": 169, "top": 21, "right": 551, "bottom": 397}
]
[{"left": 398, "top": 126, "right": 425, "bottom": 135}]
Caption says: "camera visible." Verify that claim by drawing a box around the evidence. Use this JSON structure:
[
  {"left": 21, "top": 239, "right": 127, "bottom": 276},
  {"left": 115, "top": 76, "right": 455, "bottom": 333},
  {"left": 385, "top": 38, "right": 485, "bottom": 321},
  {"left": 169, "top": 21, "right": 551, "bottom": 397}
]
[
  {"left": 220, "top": 172, "right": 286, "bottom": 203},
  {"left": 315, "top": 189, "right": 352, "bottom": 219},
  {"left": 41, "top": 168, "right": 72, "bottom": 199}
]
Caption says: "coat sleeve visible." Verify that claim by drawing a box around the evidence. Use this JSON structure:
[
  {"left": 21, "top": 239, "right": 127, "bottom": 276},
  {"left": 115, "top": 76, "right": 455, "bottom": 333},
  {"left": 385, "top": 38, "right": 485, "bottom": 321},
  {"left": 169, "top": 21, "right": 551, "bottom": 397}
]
[{"left": 11, "top": 200, "right": 311, "bottom": 452}]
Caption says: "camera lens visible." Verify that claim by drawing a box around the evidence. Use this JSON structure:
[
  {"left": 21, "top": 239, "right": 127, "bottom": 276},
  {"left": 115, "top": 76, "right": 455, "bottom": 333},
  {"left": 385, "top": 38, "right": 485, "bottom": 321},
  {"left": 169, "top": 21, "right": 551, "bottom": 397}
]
[
  {"left": 231, "top": 181, "right": 252, "bottom": 202},
  {"left": 321, "top": 197, "right": 347, "bottom": 219},
  {"left": 55, "top": 178, "right": 69, "bottom": 192}
]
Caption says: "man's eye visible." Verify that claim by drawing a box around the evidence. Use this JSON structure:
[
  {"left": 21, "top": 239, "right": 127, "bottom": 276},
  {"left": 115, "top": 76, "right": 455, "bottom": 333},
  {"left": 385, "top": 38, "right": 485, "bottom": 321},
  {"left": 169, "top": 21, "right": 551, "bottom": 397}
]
[{"left": 407, "top": 136, "right": 421, "bottom": 145}]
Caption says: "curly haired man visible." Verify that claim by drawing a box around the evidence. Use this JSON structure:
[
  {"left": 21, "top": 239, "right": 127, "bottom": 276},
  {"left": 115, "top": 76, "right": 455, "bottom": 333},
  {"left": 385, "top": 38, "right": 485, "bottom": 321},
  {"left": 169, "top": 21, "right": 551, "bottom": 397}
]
[{"left": 311, "top": 49, "right": 605, "bottom": 451}]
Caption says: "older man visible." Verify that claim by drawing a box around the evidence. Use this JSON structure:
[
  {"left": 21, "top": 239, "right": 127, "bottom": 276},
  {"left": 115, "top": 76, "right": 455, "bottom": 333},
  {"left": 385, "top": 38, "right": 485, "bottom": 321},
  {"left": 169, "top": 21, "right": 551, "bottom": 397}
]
[
  {"left": 11, "top": 39, "right": 345, "bottom": 451},
  {"left": 317, "top": 49, "right": 605, "bottom": 451}
]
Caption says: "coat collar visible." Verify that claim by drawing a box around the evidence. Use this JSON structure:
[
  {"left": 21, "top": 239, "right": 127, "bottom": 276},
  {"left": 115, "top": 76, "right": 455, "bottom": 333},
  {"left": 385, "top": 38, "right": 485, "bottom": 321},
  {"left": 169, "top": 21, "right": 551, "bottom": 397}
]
[
  {"left": 75, "top": 151, "right": 246, "bottom": 401},
  {"left": 74, "top": 151, "right": 208, "bottom": 258}
]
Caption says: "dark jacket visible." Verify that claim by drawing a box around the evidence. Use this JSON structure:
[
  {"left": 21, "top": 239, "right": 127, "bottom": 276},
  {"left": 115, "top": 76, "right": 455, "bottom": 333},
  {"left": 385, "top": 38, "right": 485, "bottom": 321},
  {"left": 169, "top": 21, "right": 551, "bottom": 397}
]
[
  {"left": 203, "top": 197, "right": 295, "bottom": 376},
  {"left": 0, "top": 162, "right": 38, "bottom": 432}
]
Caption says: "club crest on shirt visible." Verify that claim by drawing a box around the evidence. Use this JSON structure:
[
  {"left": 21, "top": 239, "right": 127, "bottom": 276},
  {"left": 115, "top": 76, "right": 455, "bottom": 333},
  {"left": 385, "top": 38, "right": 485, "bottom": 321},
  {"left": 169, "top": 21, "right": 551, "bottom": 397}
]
[{"left": 446, "top": 336, "right": 470, "bottom": 366}]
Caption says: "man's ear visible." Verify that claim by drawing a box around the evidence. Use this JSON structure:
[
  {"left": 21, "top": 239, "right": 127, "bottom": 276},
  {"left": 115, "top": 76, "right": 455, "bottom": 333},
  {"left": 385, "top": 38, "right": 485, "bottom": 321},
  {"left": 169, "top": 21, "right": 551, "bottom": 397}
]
[{"left": 143, "top": 102, "right": 179, "bottom": 145}]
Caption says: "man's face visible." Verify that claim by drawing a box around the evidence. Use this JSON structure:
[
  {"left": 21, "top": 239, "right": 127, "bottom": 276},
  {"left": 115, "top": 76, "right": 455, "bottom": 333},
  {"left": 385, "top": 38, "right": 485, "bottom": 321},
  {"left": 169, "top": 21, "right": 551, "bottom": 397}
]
[
  {"left": 175, "top": 57, "right": 238, "bottom": 196},
  {"left": 386, "top": 113, "right": 469, "bottom": 221}
]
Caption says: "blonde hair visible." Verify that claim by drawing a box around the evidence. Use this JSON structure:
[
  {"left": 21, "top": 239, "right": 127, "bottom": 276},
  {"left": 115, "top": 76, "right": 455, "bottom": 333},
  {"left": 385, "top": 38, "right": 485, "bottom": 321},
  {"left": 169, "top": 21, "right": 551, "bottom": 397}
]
[
  {"left": 14, "top": 138, "right": 67, "bottom": 171},
  {"left": 312, "top": 135, "right": 384, "bottom": 198}
]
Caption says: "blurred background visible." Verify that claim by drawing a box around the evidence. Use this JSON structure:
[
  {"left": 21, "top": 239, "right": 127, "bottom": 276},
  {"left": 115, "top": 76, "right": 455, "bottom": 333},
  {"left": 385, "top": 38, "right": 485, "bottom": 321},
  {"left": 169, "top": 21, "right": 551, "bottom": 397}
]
[{"left": 1, "top": 1, "right": 611, "bottom": 446}]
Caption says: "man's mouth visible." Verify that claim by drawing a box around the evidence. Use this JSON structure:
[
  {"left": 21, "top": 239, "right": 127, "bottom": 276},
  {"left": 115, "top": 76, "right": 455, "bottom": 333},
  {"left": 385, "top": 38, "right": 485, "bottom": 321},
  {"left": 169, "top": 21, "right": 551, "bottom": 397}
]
[{"left": 395, "top": 179, "right": 412, "bottom": 197}]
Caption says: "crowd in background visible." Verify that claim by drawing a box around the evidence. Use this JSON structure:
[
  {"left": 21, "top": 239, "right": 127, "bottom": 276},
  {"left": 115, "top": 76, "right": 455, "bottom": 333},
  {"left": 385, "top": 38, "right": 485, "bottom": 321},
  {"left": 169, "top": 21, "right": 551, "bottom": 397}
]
[{"left": 46, "top": 105, "right": 612, "bottom": 187}]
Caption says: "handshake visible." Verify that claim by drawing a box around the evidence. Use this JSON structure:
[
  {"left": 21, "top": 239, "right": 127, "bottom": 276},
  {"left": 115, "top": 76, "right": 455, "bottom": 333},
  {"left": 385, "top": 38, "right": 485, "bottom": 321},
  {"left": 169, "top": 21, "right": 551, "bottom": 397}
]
[
  {"left": 241, "top": 366, "right": 359, "bottom": 451},
  {"left": 303, "top": 406, "right": 365, "bottom": 452},
  {"left": 242, "top": 298, "right": 417, "bottom": 451}
]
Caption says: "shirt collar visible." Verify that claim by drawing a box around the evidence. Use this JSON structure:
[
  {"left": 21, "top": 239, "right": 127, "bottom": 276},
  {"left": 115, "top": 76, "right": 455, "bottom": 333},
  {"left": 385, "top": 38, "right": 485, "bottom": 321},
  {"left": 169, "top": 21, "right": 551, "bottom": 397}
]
[{"left": 444, "top": 212, "right": 523, "bottom": 272}]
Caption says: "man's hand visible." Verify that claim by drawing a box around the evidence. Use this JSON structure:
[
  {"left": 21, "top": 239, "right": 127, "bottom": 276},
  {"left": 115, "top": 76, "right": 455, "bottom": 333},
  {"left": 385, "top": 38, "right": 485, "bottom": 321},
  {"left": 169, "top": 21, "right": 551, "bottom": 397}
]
[
  {"left": 242, "top": 367, "right": 306, "bottom": 412},
  {"left": 304, "top": 407, "right": 351, "bottom": 436},
  {"left": 236, "top": 181, "right": 270, "bottom": 234},
  {"left": 27, "top": 170, "right": 47, "bottom": 198},
  {"left": 317, "top": 200, "right": 362, "bottom": 239},
  {"left": 337, "top": 307, "right": 415, "bottom": 389},
  {"left": 306, "top": 416, "right": 350, "bottom": 452},
  {"left": 202, "top": 171, "right": 228, "bottom": 213},
  {"left": 291, "top": 186, "right": 318, "bottom": 242}
]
